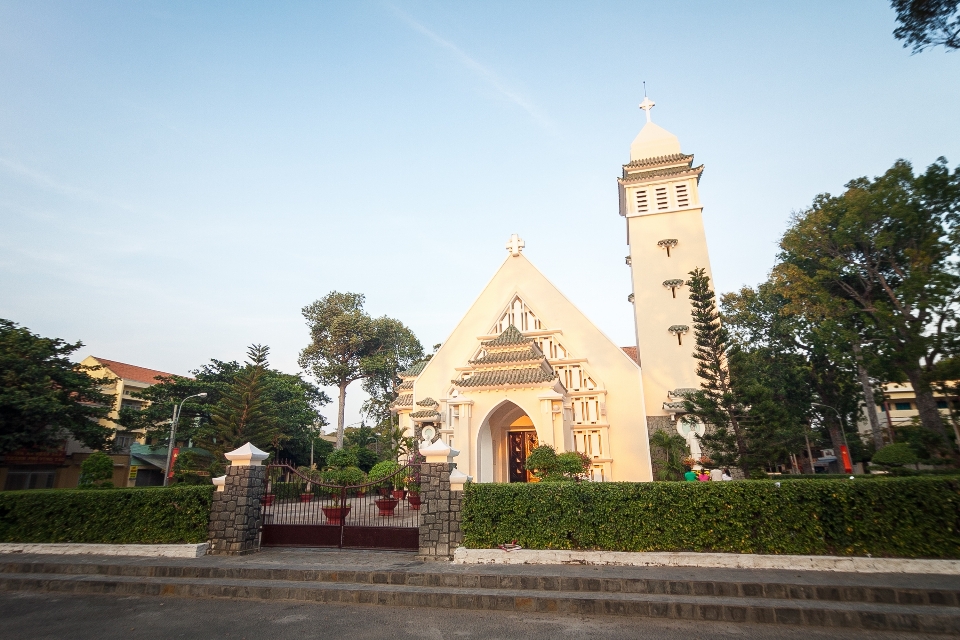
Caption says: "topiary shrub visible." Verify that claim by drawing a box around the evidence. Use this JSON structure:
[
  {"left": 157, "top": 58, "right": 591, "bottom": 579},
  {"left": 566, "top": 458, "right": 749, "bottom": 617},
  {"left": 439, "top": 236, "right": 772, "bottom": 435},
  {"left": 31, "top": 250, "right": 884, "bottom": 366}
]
[
  {"left": 873, "top": 443, "right": 919, "bottom": 469},
  {"left": 525, "top": 445, "right": 588, "bottom": 482},
  {"left": 368, "top": 460, "right": 402, "bottom": 489},
  {"left": 320, "top": 465, "right": 366, "bottom": 488},
  {"left": 326, "top": 448, "right": 358, "bottom": 469},
  {"left": 79, "top": 451, "right": 114, "bottom": 488}
]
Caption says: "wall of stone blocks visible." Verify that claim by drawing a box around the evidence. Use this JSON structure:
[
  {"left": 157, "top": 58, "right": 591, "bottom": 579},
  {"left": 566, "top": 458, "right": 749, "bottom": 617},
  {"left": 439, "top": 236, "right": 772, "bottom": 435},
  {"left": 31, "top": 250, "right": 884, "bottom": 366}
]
[
  {"left": 418, "top": 461, "right": 462, "bottom": 561},
  {"left": 207, "top": 465, "right": 266, "bottom": 555}
]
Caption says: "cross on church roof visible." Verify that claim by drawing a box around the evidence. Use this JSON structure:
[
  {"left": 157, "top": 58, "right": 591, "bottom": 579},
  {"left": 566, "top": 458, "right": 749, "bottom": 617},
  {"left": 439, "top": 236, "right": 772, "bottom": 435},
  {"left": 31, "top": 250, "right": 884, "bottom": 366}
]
[
  {"left": 639, "top": 96, "right": 656, "bottom": 123},
  {"left": 505, "top": 234, "right": 525, "bottom": 257}
]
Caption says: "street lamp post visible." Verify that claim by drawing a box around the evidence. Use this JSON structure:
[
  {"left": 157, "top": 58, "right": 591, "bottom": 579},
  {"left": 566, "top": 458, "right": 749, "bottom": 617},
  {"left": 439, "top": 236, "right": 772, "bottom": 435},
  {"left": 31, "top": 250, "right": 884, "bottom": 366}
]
[
  {"left": 812, "top": 402, "right": 851, "bottom": 450},
  {"left": 164, "top": 393, "right": 207, "bottom": 486},
  {"left": 812, "top": 402, "right": 852, "bottom": 473}
]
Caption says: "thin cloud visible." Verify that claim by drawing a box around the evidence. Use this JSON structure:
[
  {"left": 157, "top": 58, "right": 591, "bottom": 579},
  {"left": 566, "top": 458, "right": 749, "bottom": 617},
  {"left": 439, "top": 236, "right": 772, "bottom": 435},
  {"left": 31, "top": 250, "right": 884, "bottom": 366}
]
[
  {"left": 388, "top": 6, "right": 554, "bottom": 132},
  {"left": 0, "top": 156, "right": 139, "bottom": 214}
]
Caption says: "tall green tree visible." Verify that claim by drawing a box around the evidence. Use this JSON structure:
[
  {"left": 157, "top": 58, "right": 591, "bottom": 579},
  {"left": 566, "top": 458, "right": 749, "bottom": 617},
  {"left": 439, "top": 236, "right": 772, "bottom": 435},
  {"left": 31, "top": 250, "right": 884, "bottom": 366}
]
[
  {"left": 120, "top": 356, "right": 330, "bottom": 467},
  {"left": 892, "top": 0, "right": 960, "bottom": 51},
  {"left": 198, "top": 345, "right": 283, "bottom": 462},
  {"left": 775, "top": 158, "right": 960, "bottom": 449},
  {"left": 682, "top": 268, "right": 751, "bottom": 477},
  {"left": 0, "top": 319, "right": 111, "bottom": 454},
  {"left": 299, "top": 292, "right": 422, "bottom": 449}
]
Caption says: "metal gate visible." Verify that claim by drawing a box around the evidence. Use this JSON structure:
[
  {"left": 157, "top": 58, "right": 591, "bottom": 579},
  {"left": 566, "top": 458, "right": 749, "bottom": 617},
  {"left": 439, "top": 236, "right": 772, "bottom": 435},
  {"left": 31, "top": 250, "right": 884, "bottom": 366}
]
[{"left": 260, "top": 462, "right": 420, "bottom": 551}]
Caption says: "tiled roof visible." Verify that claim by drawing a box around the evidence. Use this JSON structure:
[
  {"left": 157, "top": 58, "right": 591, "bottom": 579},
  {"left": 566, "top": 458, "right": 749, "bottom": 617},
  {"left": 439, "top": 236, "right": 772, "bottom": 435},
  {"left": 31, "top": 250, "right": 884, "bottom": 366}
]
[
  {"left": 621, "top": 346, "right": 638, "bottom": 364},
  {"left": 399, "top": 360, "right": 428, "bottom": 378},
  {"left": 620, "top": 164, "right": 704, "bottom": 184},
  {"left": 410, "top": 410, "right": 441, "bottom": 420},
  {"left": 453, "top": 368, "right": 556, "bottom": 388},
  {"left": 397, "top": 380, "right": 414, "bottom": 391},
  {"left": 470, "top": 346, "right": 543, "bottom": 365},
  {"left": 416, "top": 397, "right": 438, "bottom": 407},
  {"left": 390, "top": 394, "right": 413, "bottom": 408},
  {"left": 623, "top": 153, "right": 693, "bottom": 169},
  {"left": 93, "top": 358, "right": 179, "bottom": 384},
  {"left": 481, "top": 325, "right": 530, "bottom": 347}
]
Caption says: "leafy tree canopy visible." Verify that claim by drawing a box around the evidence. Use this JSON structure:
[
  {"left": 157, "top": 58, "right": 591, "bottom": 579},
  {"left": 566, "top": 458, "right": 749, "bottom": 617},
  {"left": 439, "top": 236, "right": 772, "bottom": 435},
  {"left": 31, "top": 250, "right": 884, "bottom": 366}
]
[
  {"left": 299, "top": 292, "right": 422, "bottom": 449},
  {"left": 892, "top": 0, "right": 960, "bottom": 51},
  {"left": 775, "top": 158, "right": 960, "bottom": 448},
  {"left": 0, "top": 319, "right": 112, "bottom": 454}
]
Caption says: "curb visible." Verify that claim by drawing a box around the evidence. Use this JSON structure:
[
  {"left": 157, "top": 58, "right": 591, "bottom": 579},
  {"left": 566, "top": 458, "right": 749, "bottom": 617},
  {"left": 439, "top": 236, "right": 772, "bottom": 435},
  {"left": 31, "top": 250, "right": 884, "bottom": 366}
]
[
  {"left": 452, "top": 548, "right": 960, "bottom": 575},
  {"left": 0, "top": 543, "right": 208, "bottom": 558}
]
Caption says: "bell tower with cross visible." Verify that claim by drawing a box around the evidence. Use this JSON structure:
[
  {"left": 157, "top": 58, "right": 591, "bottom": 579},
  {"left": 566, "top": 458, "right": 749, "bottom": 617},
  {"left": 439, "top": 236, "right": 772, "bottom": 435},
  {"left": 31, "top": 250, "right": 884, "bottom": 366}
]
[{"left": 618, "top": 95, "right": 716, "bottom": 432}]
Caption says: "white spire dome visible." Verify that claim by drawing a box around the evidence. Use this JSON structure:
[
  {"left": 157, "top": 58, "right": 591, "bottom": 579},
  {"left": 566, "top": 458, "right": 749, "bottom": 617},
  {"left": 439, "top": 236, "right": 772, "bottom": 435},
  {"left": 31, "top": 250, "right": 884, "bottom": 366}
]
[{"left": 629, "top": 96, "right": 681, "bottom": 162}]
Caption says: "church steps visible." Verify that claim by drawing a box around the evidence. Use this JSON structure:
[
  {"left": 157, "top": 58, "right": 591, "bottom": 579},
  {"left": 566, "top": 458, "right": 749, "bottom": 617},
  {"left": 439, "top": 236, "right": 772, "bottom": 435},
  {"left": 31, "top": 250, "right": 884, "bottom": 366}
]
[
  {"left": 1, "top": 568, "right": 959, "bottom": 633},
  {"left": 3, "top": 558, "right": 960, "bottom": 627}
]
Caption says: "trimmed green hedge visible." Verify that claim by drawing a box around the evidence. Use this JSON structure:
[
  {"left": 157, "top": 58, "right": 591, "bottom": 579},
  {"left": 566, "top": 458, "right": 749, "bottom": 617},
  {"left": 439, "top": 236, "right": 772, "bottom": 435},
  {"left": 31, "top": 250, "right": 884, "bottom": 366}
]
[
  {"left": 0, "top": 485, "right": 214, "bottom": 544},
  {"left": 462, "top": 478, "right": 960, "bottom": 558}
]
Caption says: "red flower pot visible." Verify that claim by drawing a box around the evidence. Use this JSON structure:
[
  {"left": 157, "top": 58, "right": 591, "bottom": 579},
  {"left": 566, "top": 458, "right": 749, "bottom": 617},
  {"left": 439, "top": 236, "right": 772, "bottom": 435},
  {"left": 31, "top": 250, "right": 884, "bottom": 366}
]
[
  {"left": 392, "top": 489, "right": 407, "bottom": 501},
  {"left": 261, "top": 494, "right": 275, "bottom": 507},
  {"left": 321, "top": 505, "right": 351, "bottom": 525},
  {"left": 407, "top": 493, "right": 421, "bottom": 510},
  {"left": 375, "top": 498, "right": 399, "bottom": 516},
  {"left": 299, "top": 493, "right": 313, "bottom": 503}
]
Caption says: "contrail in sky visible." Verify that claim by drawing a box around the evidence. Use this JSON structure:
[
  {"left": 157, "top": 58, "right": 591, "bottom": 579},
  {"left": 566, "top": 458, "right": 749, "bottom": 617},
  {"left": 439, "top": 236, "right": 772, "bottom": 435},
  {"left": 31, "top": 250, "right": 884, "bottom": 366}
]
[{"left": 388, "top": 5, "right": 554, "bottom": 132}]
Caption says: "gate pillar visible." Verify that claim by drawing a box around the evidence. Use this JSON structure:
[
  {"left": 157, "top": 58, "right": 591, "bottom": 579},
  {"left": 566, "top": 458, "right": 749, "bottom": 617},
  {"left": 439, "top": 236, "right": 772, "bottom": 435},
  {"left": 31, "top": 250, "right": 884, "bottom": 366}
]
[
  {"left": 418, "top": 439, "right": 470, "bottom": 561},
  {"left": 207, "top": 442, "right": 269, "bottom": 556}
]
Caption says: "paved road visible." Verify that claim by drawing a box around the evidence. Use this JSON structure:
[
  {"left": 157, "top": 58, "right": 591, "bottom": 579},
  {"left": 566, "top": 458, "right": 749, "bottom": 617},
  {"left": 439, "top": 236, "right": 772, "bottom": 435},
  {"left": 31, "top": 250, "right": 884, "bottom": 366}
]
[{"left": 0, "top": 592, "right": 943, "bottom": 640}]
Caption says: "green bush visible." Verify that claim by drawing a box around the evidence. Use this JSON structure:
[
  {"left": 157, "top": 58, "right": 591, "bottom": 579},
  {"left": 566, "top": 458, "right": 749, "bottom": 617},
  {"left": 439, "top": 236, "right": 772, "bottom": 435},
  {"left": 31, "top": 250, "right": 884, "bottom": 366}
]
[
  {"left": 873, "top": 443, "right": 919, "bottom": 468},
  {"left": 0, "top": 485, "right": 213, "bottom": 544},
  {"left": 461, "top": 478, "right": 960, "bottom": 558},
  {"left": 326, "top": 449, "right": 358, "bottom": 469},
  {"left": 524, "top": 445, "right": 588, "bottom": 482},
  {"left": 367, "top": 461, "right": 401, "bottom": 488},
  {"left": 79, "top": 451, "right": 114, "bottom": 488},
  {"left": 320, "top": 466, "right": 366, "bottom": 487}
]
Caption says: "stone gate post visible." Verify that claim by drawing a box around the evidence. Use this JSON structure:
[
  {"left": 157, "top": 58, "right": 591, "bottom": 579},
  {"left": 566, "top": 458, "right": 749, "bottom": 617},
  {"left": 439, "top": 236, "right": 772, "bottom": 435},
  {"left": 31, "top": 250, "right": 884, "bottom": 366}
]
[
  {"left": 207, "top": 442, "right": 269, "bottom": 556},
  {"left": 418, "top": 439, "right": 471, "bottom": 561}
]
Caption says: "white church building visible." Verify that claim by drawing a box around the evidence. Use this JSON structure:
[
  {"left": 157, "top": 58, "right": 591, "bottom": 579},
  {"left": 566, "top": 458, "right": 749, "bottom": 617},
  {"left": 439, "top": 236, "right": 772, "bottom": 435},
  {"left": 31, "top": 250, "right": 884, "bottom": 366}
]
[{"left": 393, "top": 97, "right": 715, "bottom": 483}]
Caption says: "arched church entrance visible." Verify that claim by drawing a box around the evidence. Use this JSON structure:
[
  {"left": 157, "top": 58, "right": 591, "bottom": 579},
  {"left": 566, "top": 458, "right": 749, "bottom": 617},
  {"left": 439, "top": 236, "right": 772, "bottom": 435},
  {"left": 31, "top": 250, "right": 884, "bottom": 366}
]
[{"left": 477, "top": 401, "right": 539, "bottom": 483}]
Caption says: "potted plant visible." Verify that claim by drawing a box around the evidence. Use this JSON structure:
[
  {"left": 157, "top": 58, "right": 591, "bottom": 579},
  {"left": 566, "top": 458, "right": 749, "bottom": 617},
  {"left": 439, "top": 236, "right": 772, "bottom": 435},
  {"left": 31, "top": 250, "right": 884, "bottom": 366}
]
[
  {"left": 368, "top": 461, "right": 402, "bottom": 515},
  {"left": 321, "top": 499, "right": 351, "bottom": 525},
  {"left": 405, "top": 459, "right": 422, "bottom": 509}
]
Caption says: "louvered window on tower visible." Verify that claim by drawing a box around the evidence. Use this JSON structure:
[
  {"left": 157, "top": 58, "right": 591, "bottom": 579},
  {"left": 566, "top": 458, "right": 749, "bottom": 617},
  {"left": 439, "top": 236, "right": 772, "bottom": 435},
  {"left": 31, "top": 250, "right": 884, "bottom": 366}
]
[
  {"left": 635, "top": 189, "right": 648, "bottom": 213},
  {"left": 675, "top": 184, "right": 689, "bottom": 208},
  {"left": 655, "top": 187, "right": 668, "bottom": 210}
]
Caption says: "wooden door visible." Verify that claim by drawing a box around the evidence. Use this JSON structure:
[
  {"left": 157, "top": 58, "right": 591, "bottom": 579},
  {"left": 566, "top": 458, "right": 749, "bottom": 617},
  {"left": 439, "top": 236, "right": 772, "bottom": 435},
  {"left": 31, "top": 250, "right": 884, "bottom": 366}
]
[{"left": 507, "top": 431, "right": 538, "bottom": 482}]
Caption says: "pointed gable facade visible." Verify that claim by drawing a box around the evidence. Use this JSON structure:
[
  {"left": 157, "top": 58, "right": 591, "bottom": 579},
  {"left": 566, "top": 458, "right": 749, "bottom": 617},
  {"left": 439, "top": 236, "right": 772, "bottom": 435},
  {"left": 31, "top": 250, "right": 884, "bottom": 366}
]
[{"left": 394, "top": 243, "right": 654, "bottom": 483}]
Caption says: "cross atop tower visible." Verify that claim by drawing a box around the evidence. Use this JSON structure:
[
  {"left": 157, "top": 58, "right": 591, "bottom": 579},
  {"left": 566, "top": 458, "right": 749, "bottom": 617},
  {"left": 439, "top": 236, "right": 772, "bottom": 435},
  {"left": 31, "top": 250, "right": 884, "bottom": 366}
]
[
  {"left": 505, "top": 234, "right": 525, "bottom": 257},
  {"left": 639, "top": 96, "right": 656, "bottom": 123}
]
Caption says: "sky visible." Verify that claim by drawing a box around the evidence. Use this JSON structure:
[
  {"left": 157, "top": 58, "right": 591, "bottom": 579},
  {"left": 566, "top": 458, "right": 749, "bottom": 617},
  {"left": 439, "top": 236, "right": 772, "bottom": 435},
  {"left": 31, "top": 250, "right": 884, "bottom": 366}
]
[{"left": 1, "top": 1, "right": 958, "bottom": 430}]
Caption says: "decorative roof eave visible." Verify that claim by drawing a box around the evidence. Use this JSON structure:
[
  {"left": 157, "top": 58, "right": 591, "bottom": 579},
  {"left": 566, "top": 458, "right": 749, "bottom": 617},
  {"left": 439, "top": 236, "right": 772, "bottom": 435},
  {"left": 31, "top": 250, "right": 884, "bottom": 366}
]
[
  {"left": 622, "top": 152, "right": 693, "bottom": 169},
  {"left": 416, "top": 397, "right": 438, "bottom": 407},
  {"left": 389, "top": 394, "right": 413, "bottom": 409},
  {"left": 469, "top": 346, "right": 544, "bottom": 366},
  {"left": 619, "top": 164, "right": 704, "bottom": 185},
  {"left": 481, "top": 325, "right": 530, "bottom": 347},
  {"left": 452, "top": 367, "right": 557, "bottom": 389},
  {"left": 398, "top": 360, "right": 429, "bottom": 379},
  {"left": 396, "top": 380, "right": 414, "bottom": 391},
  {"left": 663, "top": 401, "right": 688, "bottom": 413},
  {"left": 448, "top": 380, "right": 559, "bottom": 392},
  {"left": 410, "top": 410, "right": 442, "bottom": 422}
]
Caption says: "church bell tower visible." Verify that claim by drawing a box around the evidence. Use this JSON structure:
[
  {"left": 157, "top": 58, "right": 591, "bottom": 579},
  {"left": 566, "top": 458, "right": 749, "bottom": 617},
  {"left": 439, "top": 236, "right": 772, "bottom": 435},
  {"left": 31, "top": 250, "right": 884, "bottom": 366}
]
[{"left": 619, "top": 96, "right": 715, "bottom": 435}]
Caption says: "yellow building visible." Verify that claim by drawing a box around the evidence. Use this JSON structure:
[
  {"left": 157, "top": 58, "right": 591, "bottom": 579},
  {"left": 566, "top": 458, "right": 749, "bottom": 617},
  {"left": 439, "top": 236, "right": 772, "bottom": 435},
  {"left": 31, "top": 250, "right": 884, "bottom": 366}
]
[
  {"left": 865, "top": 382, "right": 960, "bottom": 443},
  {"left": 0, "top": 357, "right": 175, "bottom": 490}
]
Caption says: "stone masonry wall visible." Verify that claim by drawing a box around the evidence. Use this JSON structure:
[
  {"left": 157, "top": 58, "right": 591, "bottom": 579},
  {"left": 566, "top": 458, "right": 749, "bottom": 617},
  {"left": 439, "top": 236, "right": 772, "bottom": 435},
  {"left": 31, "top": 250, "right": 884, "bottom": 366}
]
[
  {"left": 418, "top": 462, "right": 462, "bottom": 561},
  {"left": 207, "top": 465, "right": 266, "bottom": 555}
]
